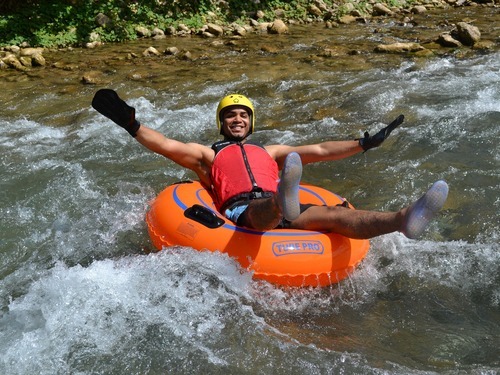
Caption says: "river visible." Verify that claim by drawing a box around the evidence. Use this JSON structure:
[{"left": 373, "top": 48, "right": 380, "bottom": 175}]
[{"left": 1, "top": 7, "right": 499, "bottom": 375}]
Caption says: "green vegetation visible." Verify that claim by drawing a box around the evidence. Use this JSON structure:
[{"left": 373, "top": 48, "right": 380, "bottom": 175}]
[{"left": 0, "top": 0, "right": 409, "bottom": 48}]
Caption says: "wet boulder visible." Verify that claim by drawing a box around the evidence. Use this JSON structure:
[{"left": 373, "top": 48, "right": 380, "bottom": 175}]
[
  {"left": 178, "top": 50, "right": 193, "bottom": 60},
  {"left": 454, "top": 22, "right": 481, "bottom": 46},
  {"left": 19, "top": 56, "right": 33, "bottom": 67},
  {"left": 165, "top": 26, "right": 176, "bottom": 35},
  {"left": 232, "top": 24, "right": 247, "bottom": 37},
  {"left": 437, "top": 33, "right": 462, "bottom": 48},
  {"left": 85, "top": 41, "right": 102, "bottom": 49},
  {"left": 2, "top": 54, "right": 26, "bottom": 71},
  {"left": 20, "top": 47, "right": 45, "bottom": 57},
  {"left": 31, "top": 53, "right": 46, "bottom": 67},
  {"left": 164, "top": 47, "right": 180, "bottom": 56},
  {"left": 338, "top": 15, "right": 357, "bottom": 24},
  {"left": 255, "top": 22, "right": 271, "bottom": 34},
  {"left": 7, "top": 45, "right": 20, "bottom": 54},
  {"left": 152, "top": 28, "right": 166, "bottom": 40},
  {"left": 177, "top": 24, "right": 190, "bottom": 33},
  {"left": 268, "top": 19, "right": 288, "bottom": 34},
  {"left": 411, "top": 5, "right": 427, "bottom": 14},
  {"left": 206, "top": 23, "right": 224, "bottom": 37},
  {"left": 136, "top": 26, "right": 151, "bottom": 38}
]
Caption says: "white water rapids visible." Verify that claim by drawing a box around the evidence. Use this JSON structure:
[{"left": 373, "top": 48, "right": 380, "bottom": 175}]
[{"left": 0, "top": 35, "right": 499, "bottom": 374}]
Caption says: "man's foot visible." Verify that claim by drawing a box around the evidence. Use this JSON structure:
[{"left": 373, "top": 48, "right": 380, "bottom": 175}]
[
  {"left": 278, "top": 152, "right": 302, "bottom": 221},
  {"left": 402, "top": 180, "right": 449, "bottom": 239}
]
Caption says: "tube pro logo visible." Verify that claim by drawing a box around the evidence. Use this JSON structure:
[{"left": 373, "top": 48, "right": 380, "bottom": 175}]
[{"left": 272, "top": 241, "right": 324, "bottom": 256}]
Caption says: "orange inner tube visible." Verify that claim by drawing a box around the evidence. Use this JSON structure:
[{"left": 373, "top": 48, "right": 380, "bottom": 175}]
[{"left": 146, "top": 181, "right": 370, "bottom": 287}]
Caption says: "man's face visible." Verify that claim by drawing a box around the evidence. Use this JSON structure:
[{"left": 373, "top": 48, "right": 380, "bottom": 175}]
[{"left": 221, "top": 106, "right": 250, "bottom": 141}]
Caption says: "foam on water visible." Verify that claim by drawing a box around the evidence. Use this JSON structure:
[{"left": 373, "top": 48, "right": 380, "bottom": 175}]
[
  {"left": 6, "top": 237, "right": 495, "bottom": 374},
  {"left": 0, "top": 250, "right": 253, "bottom": 373}
]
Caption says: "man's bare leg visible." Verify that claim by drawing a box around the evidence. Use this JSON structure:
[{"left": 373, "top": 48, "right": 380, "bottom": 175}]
[
  {"left": 241, "top": 195, "right": 283, "bottom": 231},
  {"left": 289, "top": 205, "right": 404, "bottom": 239},
  {"left": 289, "top": 180, "right": 449, "bottom": 239}
]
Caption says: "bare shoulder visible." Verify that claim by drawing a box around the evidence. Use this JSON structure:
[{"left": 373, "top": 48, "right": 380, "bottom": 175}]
[{"left": 185, "top": 142, "right": 215, "bottom": 163}]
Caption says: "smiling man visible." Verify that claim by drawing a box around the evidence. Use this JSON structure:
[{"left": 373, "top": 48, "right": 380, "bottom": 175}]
[
  {"left": 92, "top": 90, "right": 448, "bottom": 239},
  {"left": 219, "top": 106, "right": 250, "bottom": 141}
]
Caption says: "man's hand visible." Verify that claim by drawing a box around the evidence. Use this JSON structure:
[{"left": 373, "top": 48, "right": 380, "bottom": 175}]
[
  {"left": 358, "top": 114, "right": 404, "bottom": 151},
  {"left": 92, "top": 89, "right": 140, "bottom": 137}
]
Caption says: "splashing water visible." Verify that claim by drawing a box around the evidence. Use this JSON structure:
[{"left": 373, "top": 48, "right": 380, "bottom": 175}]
[{"left": 0, "top": 38, "right": 498, "bottom": 375}]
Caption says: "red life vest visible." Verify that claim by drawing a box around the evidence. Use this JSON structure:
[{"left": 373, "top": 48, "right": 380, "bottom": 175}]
[{"left": 211, "top": 141, "right": 279, "bottom": 211}]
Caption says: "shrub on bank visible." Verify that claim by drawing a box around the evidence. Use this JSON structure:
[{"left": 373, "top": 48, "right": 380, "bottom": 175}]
[{"left": 1, "top": 0, "right": 412, "bottom": 48}]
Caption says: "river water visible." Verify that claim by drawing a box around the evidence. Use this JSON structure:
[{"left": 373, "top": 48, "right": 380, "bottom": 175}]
[{"left": 1, "top": 8, "right": 499, "bottom": 374}]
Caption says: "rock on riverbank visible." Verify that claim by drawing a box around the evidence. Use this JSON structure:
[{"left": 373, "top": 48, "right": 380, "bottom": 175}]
[{"left": 0, "top": 47, "right": 46, "bottom": 71}]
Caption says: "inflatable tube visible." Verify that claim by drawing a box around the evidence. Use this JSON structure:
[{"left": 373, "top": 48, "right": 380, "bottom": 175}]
[{"left": 146, "top": 181, "right": 370, "bottom": 287}]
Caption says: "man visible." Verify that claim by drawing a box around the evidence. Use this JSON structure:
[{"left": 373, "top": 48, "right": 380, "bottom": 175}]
[{"left": 92, "top": 89, "right": 449, "bottom": 239}]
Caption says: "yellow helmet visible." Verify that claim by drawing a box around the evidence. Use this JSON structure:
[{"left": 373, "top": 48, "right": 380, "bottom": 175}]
[{"left": 216, "top": 94, "right": 255, "bottom": 135}]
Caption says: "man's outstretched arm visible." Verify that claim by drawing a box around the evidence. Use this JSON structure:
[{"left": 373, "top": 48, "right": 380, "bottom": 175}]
[
  {"left": 267, "top": 115, "right": 404, "bottom": 168},
  {"left": 91, "top": 89, "right": 214, "bottom": 184}
]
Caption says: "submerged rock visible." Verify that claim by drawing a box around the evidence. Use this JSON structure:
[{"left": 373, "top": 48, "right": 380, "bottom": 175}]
[
  {"left": 164, "top": 46, "right": 180, "bottom": 55},
  {"left": 81, "top": 70, "right": 103, "bottom": 84},
  {"left": 143, "top": 46, "right": 161, "bottom": 57},
  {"left": 374, "top": 42, "right": 425, "bottom": 53}
]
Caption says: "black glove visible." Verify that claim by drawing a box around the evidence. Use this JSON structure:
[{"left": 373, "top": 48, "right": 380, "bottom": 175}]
[
  {"left": 91, "top": 89, "right": 140, "bottom": 137},
  {"left": 358, "top": 114, "right": 404, "bottom": 152}
]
